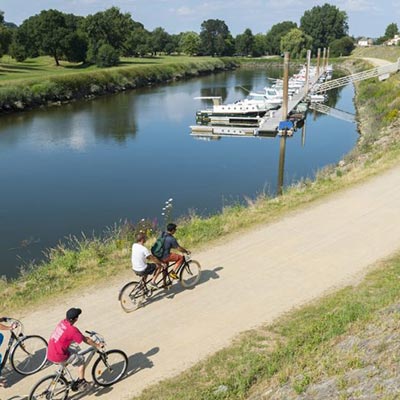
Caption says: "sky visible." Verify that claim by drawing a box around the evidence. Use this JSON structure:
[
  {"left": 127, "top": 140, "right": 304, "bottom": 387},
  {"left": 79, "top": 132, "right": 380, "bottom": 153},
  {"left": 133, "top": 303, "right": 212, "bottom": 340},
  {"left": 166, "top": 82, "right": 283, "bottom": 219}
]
[{"left": 0, "top": 0, "right": 398, "bottom": 38}]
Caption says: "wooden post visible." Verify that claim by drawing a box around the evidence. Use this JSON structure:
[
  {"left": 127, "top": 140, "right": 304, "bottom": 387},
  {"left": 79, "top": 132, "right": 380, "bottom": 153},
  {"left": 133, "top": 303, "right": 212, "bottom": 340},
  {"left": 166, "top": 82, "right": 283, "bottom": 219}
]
[
  {"left": 322, "top": 48, "right": 327, "bottom": 72},
  {"left": 277, "top": 135, "right": 287, "bottom": 196},
  {"left": 281, "top": 51, "right": 290, "bottom": 122},
  {"left": 326, "top": 47, "right": 330, "bottom": 69},
  {"left": 316, "top": 48, "right": 321, "bottom": 78},
  {"left": 305, "top": 49, "right": 311, "bottom": 93}
]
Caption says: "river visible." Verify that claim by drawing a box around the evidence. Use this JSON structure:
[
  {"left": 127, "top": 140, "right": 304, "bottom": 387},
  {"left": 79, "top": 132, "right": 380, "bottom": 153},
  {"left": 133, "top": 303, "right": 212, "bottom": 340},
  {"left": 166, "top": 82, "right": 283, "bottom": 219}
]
[{"left": 0, "top": 67, "right": 358, "bottom": 279}]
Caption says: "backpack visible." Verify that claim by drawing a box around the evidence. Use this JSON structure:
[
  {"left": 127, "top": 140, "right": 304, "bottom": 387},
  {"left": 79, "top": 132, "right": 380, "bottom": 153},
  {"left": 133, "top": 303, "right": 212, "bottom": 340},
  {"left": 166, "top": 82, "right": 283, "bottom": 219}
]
[{"left": 151, "top": 233, "right": 166, "bottom": 258}]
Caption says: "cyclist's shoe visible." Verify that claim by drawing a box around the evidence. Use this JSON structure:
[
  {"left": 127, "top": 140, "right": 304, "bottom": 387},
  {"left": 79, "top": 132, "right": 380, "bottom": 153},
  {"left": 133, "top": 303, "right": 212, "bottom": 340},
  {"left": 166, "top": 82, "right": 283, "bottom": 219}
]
[
  {"left": 148, "top": 282, "right": 159, "bottom": 291},
  {"left": 169, "top": 271, "right": 179, "bottom": 280},
  {"left": 71, "top": 378, "right": 89, "bottom": 392}
]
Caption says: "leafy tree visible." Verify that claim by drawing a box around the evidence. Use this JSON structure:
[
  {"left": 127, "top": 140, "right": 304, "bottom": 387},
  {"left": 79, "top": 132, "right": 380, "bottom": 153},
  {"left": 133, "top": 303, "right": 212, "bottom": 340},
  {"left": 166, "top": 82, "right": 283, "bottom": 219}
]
[
  {"left": 329, "top": 36, "right": 354, "bottom": 57},
  {"left": 300, "top": 3, "right": 348, "bottom": 53},
  {"left": 149, "top": 27, "right": 169, "bottom": 55},
  {"left": 0, "top": 25, "right": 12, "bottom": 56},
  {"left": 265, "top": 21, "right": 297, "bottom": 55},
  {"left": 124, "top": 26, "right": 150, "bottom": 57},
  {"left": 252, "top": 33, "right": 267, "bottom": 57},
  {"left": 280, "top": 28, "right": 312, "bottom": 59},
  {"left": 11, "top": 10, "right": 81, "bottom": 65},
  {"left": 96, "top": 43, "right": 119, "bottom": 67},
  {"left": 83, "top": 7, "right": 134, "bottom": 63},
  {"left": 199, "top": 19, "right": 234, "bottom": 56},
  {"left": 165, "top": 33, "right": 181, "bottom": 55},
  {"left": 384, "top": 23, "right": 398, "bottom": 39},
  {"left": 63, "top": 32, "right": 88, "bottom": 63},
  {"left": 179, "top": 31, "right": 200, "bottom": 55},
  {"left": 0, "top": 10, "right": 4, "bottom": 25},
  {"left": 235, "top": 28, "right": 255, "bottom": 56}
]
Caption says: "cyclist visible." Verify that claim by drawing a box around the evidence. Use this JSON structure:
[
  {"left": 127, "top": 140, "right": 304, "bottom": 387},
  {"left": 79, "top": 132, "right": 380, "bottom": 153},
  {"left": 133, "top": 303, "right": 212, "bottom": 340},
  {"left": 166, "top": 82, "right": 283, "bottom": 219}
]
[
  {"left": 47, "top": 308, "right": 102, "bottom": 391},
  {"left": 132, "top": 232, "right": 165, "bottom": 290},
  {"left": 161, "top": 223, "right": 190, "bottom": 280},
  {"left": 0, "top": 317, "right": 15, "bottom": 387}
]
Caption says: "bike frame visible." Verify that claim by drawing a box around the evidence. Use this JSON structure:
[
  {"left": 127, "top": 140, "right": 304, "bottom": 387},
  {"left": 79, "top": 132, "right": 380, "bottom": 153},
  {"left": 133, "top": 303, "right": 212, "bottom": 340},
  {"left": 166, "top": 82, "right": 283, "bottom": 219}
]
[
  {"left": 0, "top": 321, "right": 24, "bottom": 371},
  {"left": 53, "top": 345, "right": 98, "bottom": 384}
]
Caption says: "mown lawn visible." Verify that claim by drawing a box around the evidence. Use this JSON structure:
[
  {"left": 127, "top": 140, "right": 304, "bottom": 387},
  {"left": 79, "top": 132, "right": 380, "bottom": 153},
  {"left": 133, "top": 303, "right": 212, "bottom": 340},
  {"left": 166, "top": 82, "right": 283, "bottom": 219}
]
[{"left": 0, "top": 55, "right": 214, "bottom": 84}]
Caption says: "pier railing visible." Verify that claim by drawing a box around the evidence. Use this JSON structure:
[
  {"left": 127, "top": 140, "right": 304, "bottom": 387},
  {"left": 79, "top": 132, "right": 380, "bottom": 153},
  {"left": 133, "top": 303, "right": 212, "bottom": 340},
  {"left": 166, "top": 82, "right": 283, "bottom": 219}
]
[{"left": 312, "top": 59, "right": 400, "bottom": 93}]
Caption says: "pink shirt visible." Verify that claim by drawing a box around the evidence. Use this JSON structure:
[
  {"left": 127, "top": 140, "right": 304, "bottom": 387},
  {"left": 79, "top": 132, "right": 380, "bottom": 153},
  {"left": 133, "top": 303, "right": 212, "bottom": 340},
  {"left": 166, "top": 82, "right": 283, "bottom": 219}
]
[{"left": 47, "top": 319, "right": 85, "bottom": 363}]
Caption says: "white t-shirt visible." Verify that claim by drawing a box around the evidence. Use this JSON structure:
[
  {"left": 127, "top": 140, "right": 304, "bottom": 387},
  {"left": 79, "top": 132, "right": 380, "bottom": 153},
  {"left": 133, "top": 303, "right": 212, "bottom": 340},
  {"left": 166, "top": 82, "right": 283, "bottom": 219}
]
[{"left": 131, "top": 243, "right": 151, "bottom": 272}]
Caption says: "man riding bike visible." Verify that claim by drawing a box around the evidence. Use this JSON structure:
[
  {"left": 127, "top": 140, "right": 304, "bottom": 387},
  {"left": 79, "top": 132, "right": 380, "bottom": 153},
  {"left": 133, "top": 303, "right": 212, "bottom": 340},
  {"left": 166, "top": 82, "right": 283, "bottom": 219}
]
[
  {"left": 47, "top": 308, "right": 102, "bottom": 391},
  {"left": 161, "top": 223, "right": 190, "bottom": 280}
]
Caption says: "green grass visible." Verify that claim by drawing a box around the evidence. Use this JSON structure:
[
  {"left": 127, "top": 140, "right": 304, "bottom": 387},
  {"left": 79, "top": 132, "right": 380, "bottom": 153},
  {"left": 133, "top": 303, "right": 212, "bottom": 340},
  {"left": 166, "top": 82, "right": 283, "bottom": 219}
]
[
  {"left": 0, "top": 55, "right": 215, "bottom": 84},
  {"left": 352, "top": 46, "right": 400, "bottom": 62}
]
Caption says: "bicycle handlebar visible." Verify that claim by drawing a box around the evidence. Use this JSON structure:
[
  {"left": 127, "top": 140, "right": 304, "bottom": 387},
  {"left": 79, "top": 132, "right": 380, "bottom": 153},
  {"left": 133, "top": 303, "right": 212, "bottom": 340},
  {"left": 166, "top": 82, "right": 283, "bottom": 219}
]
[
  {"left": 85, "top": 330, "right": 106, "bottom": 347},
  {"left": 1, "top": 317, "right": 23, "bottom": 333}
]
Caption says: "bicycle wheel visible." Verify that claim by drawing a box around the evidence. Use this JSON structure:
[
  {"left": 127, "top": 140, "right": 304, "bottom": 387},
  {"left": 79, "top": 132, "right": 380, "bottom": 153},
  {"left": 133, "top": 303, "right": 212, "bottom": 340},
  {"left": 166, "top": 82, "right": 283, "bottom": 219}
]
[
  {"left": 29, "top": 374, "right": 69, "bottom": 400},
  {"left": 180, "top": 260, "right": 201, "bottom": 288},
  {"left": 119, "top": 281, "right": 146, "bottom": 313},
  {"left": 11, "top": 335, "right": 48, "bottom": 375},
  {"left": 92, "top": 349, "right": 128, "bottom": 387}
]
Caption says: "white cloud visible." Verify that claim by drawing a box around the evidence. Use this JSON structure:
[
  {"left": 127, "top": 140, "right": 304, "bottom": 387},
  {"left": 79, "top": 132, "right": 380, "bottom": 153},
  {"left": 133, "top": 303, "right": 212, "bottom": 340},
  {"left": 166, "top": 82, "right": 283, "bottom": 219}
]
[{"left": 176, "top": 7, "right": 194, "bottom": 16}]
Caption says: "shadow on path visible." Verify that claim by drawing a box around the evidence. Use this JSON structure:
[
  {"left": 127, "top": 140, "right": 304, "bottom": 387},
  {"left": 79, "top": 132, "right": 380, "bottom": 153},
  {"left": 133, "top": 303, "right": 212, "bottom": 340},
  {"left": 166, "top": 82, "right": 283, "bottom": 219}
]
[{"left": 138, "top": 266, "right": 223, "bottom": 308}]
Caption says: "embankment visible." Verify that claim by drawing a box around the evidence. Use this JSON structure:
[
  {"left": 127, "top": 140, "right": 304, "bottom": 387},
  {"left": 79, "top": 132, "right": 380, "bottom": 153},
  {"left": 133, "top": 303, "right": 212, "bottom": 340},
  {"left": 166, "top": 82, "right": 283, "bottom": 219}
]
[{"left": 0, "top": 58, "right": 238, "bottom": 114}]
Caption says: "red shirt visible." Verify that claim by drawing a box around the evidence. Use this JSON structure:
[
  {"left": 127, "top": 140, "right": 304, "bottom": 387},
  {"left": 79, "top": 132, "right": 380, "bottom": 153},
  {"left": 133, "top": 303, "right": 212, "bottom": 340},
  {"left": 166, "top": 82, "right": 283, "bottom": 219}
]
[{"left": 47, "top": 319, "right": 85, "bottom": 363}]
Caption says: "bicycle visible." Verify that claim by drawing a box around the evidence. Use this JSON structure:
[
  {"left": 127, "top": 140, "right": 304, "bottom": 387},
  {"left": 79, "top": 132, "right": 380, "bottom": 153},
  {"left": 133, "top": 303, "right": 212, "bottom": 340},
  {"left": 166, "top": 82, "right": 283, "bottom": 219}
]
[
  {"left": 119, "top": 254, "right": 201, "bottom": 312},
  {"left": 28, "top": 330, "right": 128, "bottom": 399},
  {"left": 0, "top": 317, "right": 48, "bottom": 376}
]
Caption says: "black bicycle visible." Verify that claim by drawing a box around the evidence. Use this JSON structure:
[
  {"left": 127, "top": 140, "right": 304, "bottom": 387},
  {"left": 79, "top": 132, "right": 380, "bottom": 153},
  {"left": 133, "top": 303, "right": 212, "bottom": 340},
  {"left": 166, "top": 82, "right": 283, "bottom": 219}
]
[
  {"left": 29, "top": 330, "right": 128, "bottom": 399},
  {"left": 119, "top": 254, "right": 201, "bottom": 312},
  {"left": 0, "top": 317, "right": 48, "bottom": 375}
]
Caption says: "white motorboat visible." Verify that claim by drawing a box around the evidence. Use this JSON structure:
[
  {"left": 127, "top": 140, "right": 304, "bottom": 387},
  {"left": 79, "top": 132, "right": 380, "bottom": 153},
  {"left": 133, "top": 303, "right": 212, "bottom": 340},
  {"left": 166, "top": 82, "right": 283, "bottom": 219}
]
[{"left": 195, "top": 95, "right": 276, "bottom": 120}]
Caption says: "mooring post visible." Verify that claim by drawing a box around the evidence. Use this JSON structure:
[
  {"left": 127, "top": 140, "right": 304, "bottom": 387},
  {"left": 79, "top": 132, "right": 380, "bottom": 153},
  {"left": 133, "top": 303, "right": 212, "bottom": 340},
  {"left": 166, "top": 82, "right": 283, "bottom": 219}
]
[
  {"left": 305, "top": 49, "right": 311, "bottom": 93},
  {"left": 326, "top": 47, "right": 330, "bottom": 69},
  {"left": 322, "top": 48, "right": 327, "bottom": 72},
  {"left": 282, "top": 52, "right": 290, "bottom": 122},
  {"left": 316, "top": 48, "right": 321, "bottom": 78},
  {"left": 277, "top": 135, "right": 287, "bottom": 196}
]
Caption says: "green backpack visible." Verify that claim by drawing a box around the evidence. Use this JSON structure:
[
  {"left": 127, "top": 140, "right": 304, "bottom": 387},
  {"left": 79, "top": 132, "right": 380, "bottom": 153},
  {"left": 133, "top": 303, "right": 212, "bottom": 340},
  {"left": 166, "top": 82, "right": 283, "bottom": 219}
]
[{"left": 151, "top": 234, "right": 166, "bottom": 258}]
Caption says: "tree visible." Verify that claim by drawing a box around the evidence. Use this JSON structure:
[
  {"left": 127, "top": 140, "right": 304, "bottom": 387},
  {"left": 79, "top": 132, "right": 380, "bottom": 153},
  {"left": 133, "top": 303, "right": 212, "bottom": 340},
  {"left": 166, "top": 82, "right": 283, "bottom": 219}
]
[
  {"left": 329, "top": 36, "right": 354, "bottom": 57},
  {"left": 199, "top": 19, "right": 234, "bottom": 56},
  {"left": 384, "top": 23, "right": 398, "bottom": 39},
  {"left": 280, "top": 28, "right": 312, "bottom": 59},
  {"left": 235, "top": 28, "right": 255, "bottom": 56},
  {"left": 83, "top": 7, "right": 134, "bottom": 63},
  {"left": 265, "top": 21, "right": 297, "bottom": 55},
  {"left": 124, "top": 26, "right": 150, "bottom": 57},
  {"left": 179, "top": 31, "right": 200, "bottom": 55},
  {"left": 300, "top": 3, "right": 348, "bottom": 54},
  {"left": 149, "top": 27, "right": 169, "bottom": 55},
  {"left": 11, "top": 10, "right": 81, "bottom": 65},
  {"left": 252, "top": 34, "right": 266, "bottom": 57}
]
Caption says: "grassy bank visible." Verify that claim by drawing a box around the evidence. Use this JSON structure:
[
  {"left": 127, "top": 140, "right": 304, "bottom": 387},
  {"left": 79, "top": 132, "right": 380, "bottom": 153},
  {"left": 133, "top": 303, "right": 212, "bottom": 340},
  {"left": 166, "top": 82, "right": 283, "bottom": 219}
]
[{"left": 0, "top": 56, "right": 238, "bottom": 113}]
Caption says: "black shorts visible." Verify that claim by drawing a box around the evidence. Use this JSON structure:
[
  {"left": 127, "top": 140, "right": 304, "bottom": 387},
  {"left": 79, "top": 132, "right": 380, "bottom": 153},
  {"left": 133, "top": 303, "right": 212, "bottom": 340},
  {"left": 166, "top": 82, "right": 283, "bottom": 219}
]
[{"left": 135, "top": 263, "right": 157, "bottom": 277}]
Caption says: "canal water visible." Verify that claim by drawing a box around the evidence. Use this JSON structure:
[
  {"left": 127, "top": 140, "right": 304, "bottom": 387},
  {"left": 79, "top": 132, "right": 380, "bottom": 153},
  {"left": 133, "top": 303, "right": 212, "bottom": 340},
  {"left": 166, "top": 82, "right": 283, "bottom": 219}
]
[{"left": 0, "top": 68, "right": 358, "bottom": 279}]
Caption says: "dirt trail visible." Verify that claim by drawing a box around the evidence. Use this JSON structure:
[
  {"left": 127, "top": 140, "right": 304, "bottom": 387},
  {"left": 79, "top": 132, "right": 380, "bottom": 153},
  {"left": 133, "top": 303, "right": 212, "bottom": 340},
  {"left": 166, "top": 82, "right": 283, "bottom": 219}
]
[
  {"left": 3, "top": 56, "right": 400, "bottom": 400},
  {"left": 3, "top": 161, "right": 400, "bottom": 400}
]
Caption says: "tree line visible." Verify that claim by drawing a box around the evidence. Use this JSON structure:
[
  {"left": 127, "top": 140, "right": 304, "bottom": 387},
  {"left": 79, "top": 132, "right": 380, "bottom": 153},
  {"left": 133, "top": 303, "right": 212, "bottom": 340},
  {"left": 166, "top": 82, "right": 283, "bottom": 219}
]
[{"left": 0, "top": 3, "right": 355, "bottom": 67}]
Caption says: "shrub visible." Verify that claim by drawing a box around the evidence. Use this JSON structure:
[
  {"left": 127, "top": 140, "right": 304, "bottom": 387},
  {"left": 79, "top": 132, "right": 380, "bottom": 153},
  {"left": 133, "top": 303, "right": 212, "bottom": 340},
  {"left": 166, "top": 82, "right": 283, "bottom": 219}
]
[{"left": 96, "top": 44, "right": 120, "bottom": 67}]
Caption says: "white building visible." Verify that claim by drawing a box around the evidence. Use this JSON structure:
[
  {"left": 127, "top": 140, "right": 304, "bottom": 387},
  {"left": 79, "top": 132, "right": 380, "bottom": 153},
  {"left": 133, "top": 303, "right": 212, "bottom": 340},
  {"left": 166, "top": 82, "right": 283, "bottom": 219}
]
[{"left": 386, "top": 34, "right": 400, "bottom": 46}]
